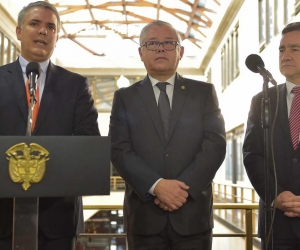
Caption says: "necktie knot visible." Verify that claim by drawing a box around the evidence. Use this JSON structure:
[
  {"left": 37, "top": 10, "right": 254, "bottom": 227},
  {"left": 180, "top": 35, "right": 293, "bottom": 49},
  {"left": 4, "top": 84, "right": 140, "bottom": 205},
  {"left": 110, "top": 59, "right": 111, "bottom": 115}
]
[
  {"left": 156, "top": 82, "right": 168, "bottom": 92},
  {"left": 292, "top": 86, "right": 300, "bottom": 94}
]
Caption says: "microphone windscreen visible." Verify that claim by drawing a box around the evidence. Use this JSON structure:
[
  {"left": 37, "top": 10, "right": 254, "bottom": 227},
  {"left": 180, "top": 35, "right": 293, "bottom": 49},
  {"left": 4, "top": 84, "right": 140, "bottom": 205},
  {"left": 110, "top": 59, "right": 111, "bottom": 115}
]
[
  {"left": 245, "top": 54, "right": 265, "bottom": 73},
  {"left": 26, "top": 62, "right": 41, "bottom": 78}
]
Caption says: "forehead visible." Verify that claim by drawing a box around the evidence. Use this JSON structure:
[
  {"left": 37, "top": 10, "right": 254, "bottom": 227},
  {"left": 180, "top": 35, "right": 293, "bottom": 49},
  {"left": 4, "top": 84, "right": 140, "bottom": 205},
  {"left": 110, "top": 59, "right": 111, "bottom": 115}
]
[
  {"left": 25, "top": 7, "right": 57, "bottom": 25},
  {"left": 144, "top": 24, "right": 177, "bottom": 41},
  {"left": 280, "top": 30, "right": 300, "bottom": 44}
]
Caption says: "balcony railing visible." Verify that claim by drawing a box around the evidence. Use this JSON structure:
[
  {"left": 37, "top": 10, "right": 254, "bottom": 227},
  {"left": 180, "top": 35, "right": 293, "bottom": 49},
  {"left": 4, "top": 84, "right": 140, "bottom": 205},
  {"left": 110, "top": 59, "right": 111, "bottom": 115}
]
[
  {"left": 212, "top": 182, "right": 258, "bottom": 203},
  {"left": 110, "top": 178, "right": 259, "bottom": 203},
  {"left": 110, "top": 176, "right": 125, "bottom": 190},
  {"left": 104, "top": 178, "right": 260, "bottom": 249},
  {"left": 80, "top": 203, "right": 259, "bottom": 250}
]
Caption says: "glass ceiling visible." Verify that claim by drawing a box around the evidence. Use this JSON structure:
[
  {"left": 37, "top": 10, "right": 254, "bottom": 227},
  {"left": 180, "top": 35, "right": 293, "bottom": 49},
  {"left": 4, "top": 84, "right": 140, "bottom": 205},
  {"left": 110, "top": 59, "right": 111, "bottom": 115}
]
[
  {"left": 8, "top": 0, "right": 226, "bottom": 112},
  {"left": 11, "top": 0, "right": 222, "bottom": 69}
]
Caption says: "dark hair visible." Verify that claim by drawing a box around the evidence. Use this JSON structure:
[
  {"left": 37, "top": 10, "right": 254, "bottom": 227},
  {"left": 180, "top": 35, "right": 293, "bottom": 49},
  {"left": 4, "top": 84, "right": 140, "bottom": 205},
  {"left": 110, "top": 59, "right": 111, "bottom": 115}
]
[
  {"left": 139, "top": 20, "right": 182, "bottom": 46},
  {"left": 282, "top": 22, "right": 300, "bottom": 35},
  {"left": 18, "top": 1, "right": 61, "bottom": 32}
]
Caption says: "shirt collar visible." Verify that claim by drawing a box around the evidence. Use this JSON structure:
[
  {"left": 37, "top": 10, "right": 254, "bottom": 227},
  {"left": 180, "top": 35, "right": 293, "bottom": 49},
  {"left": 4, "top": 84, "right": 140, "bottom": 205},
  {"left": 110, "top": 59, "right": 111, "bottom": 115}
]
[
  {"left": 18, "top": 54, "right": 49, "bottom": 75},
  {"left": 148, "top": 74, "right": 176, "bottom": 88},
  {"left": 286, "top": 80, "right": 300, "bottom": 96}
]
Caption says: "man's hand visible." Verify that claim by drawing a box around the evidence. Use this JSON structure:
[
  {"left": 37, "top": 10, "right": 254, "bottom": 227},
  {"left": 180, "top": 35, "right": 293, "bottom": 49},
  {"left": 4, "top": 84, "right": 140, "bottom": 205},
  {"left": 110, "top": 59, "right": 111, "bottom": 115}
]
[
  {"left": 153, "top": 179, "right": 189, "bottom": 211},
  {"left": 276, "top": 191, "right": 300, "bottom": 217},
  {"left": 154, "top": 198, "right": 172, "bottom": 211}
]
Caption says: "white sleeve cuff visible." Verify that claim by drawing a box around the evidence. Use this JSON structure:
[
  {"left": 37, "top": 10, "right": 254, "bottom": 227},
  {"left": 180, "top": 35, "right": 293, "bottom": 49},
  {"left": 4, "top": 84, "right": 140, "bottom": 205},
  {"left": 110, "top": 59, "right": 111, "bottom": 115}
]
[{"left": 148, "top": 178, "right": 163, "bottom": 196}]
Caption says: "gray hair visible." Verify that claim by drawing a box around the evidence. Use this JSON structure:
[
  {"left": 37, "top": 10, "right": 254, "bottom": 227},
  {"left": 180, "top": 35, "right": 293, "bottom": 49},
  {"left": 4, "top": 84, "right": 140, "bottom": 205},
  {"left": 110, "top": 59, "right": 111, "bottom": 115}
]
[
  {"left": 139, "top": 20, "right": 182, "bottom": 45},
  {"left": 18, "top": 1, "right": 61, "bottom": 32}
]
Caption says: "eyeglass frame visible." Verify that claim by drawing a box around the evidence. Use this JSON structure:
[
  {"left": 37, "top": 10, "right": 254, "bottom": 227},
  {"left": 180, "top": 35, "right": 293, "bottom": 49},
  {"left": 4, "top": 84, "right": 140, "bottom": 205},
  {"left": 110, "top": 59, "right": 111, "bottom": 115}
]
[{"left": 141, "top": 40, "right": 181, "bottom": 51}]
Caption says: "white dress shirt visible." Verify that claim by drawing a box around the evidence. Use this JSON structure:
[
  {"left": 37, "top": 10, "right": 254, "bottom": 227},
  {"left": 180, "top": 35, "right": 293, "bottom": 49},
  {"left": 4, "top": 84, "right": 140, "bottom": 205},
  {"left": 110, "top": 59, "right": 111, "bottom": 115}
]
[
  {"left": 19, "top": 55, "right": 49, "bottom": 102},
  {"left": 147, "top": 74, "right": 176, "bottom": 195}
]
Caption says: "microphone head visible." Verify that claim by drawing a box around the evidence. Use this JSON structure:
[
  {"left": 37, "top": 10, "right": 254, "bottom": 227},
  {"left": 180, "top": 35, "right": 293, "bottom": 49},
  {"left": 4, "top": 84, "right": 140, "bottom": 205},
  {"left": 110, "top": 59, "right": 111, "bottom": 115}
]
[
  {"left": 245, "top": 54, "right": 265, "bottom": 73},
  {"left": 26, "top": 62, "right": 41, "bottom": 79}
]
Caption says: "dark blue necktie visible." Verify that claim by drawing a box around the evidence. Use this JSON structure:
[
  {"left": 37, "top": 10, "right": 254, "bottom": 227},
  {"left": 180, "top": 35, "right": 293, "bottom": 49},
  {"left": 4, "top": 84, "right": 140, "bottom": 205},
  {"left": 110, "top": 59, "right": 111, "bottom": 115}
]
[{"left": 156, "top": 82, "right": 171, "bottom": 139}]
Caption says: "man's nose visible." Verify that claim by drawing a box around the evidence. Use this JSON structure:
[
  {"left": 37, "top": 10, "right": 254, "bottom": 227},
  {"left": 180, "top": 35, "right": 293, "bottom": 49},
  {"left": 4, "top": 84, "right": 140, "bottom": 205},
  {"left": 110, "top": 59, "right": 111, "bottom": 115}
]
[
  {"left": 38, "top": 27, "right": 47, "bottom": 35},
  {"left": 281, "top": 50, "right": 292, "bottom": 60},
  {"left": 157, "top": 43, "right": 165, "bottom": 51}
]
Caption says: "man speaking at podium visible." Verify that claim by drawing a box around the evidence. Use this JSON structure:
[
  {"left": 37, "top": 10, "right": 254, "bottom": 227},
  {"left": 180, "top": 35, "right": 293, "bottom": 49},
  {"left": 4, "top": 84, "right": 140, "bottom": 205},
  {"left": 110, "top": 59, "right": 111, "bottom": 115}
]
[{"left": 0, "top": 1, "right": 99, "bottom": 249}]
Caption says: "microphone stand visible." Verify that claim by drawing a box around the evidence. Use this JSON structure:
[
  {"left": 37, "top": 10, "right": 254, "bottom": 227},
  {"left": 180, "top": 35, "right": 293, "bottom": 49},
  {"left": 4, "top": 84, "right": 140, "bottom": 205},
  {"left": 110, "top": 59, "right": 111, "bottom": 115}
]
[
  {"left": 13, "top": 87, "right": 39, "bottom": 250},
  {"left": 26, "top": 91, "right": 37, "bottom": 136},
  {"left": 261, "top": 75, "right": 273, "bottom": 250}
]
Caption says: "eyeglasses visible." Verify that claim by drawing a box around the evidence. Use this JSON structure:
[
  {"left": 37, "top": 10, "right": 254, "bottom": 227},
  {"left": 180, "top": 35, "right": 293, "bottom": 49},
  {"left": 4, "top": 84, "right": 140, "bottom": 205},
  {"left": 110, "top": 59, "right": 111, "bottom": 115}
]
[{"left": 142, "top": 41, "right": 181, "bottom": 51}]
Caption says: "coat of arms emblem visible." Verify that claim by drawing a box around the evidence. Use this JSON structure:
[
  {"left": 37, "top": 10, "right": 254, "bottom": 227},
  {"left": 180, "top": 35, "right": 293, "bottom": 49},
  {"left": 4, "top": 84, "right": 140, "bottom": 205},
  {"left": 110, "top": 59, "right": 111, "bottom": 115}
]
[{"left": 6, "top": 143, "right": 50, "bottom": 190}]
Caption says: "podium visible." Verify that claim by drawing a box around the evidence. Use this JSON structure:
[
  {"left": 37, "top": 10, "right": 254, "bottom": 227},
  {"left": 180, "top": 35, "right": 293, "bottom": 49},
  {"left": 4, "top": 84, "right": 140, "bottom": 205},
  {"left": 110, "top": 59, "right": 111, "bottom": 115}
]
[{"left": 0, "top": 136, "right": 110, "bottom": 250}]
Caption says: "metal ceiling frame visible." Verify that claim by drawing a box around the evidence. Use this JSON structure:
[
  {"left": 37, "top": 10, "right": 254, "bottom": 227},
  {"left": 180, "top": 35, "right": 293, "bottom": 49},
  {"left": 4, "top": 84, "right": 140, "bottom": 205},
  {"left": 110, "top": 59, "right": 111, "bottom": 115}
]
[{"left": 45, "top": 0, "right": 220, "bottom": 55}]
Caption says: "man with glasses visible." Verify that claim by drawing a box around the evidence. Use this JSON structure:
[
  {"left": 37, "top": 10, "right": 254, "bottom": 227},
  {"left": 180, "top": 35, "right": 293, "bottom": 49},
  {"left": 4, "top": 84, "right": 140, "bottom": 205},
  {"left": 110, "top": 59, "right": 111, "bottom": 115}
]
[{"left": 110, "top": 20, "right": 226, "bottom": 249}]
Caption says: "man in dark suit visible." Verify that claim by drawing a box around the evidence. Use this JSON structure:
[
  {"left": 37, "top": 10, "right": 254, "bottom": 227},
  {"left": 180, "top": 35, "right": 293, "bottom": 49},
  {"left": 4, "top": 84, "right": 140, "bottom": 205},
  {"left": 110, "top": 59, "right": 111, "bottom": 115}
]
[
  {"left": 243, "top": 22, "right": 300, "bottom": 249},
  {"left": 110, "top": 20, "right": 226, "bottom": 250},
  {"left": 0, "top": 1, "right": 99, "bottom": 250}
]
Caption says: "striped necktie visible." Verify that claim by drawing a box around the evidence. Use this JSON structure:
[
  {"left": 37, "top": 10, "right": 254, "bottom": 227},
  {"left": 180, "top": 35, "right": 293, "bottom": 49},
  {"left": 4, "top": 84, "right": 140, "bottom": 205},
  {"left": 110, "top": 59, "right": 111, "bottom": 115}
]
[{"left": 289, "top": 86, "right": 300, "bottom": 150}]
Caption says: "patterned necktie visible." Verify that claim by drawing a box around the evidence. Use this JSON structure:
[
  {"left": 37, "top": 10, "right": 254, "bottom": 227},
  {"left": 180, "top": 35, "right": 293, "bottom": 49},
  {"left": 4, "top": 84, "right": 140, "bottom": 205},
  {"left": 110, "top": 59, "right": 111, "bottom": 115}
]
[
  {"left": 156, "top": 82, "right": 171, "bottom": 139},
  {"left": 289, "top": 86, "right": 300, "bottom": 150},
  {"left": 26, "top": 79, "right": 39, "bottom": 131}
]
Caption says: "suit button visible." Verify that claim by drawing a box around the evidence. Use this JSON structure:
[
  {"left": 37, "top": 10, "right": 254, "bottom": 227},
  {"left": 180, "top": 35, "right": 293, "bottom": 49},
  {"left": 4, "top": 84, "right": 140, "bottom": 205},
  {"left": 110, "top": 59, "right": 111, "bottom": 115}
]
[
  {"left": 292, "top": 158, "right": 298, "bottom": 163},
  {"left": 164, "top": 153, "right": 169, "bottom": 158}
]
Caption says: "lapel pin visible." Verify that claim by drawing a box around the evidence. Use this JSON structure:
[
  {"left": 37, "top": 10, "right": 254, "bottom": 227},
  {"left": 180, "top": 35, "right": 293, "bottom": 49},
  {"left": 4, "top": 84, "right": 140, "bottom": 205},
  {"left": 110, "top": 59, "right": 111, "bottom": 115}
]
[{"left": 181, "top": 86, "right": 185, "bottom": 90}]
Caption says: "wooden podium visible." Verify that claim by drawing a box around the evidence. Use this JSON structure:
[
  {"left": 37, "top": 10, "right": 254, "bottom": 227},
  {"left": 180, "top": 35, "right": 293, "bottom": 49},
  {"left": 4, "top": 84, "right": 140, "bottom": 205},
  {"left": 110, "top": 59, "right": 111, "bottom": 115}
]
[{"left": 0, "top": 136, "right": 110, "bottom": 250}]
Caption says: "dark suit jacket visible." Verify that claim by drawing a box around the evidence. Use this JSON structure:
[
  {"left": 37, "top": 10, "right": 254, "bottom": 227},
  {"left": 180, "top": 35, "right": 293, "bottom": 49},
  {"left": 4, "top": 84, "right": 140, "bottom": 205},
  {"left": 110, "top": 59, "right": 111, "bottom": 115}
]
[
  {"left": 0, "top": 60, "right": 100, "bottom": 239},
  {"left": 110, "top": 74, "right": 226, "bottom": 235},
  {"left": 243, "top": 83, "right": 300, "bottom": 239}
]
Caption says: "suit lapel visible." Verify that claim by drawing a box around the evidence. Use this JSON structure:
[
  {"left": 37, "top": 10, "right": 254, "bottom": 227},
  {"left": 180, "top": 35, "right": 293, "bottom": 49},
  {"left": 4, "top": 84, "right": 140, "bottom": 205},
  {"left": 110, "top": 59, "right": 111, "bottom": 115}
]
[
  {"left": 33, "top": 62, "right": 56, "bottom": 133},
  {"left": 276, "top": 84, "right": 292, "bottom": 147},
  {"left": 5, "top": 61, "right": 28, "bottom": 124},
  {"left": 136, "top": 76, "right": 166, "bottom": 146},
  {"left": 167, "top": 74, "right": 187, "bottom": 143}
]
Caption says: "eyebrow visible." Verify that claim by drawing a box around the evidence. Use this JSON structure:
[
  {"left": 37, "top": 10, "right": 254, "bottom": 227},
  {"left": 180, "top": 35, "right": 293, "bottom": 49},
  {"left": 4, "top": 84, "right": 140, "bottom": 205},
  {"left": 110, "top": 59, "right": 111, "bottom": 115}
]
[
  {"left": 30, "top": 19, "right": 56, "bottom": 27},
  {"left": 147, "top": 37, "right": 174, "bottom": 40},
  {"left": 279, "top": 44, "right": 300, "bottom": 50}
]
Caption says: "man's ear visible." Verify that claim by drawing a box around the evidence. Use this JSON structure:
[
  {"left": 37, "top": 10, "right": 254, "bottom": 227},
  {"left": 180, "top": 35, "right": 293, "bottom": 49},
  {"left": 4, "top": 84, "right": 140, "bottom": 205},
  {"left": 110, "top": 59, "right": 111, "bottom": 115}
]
[
  {"left": 138, "top": 47, "right": 143, "bottom": 61},
  {"left": 180, "top": 46, "right": 184, "bottom": 59},
  {"left": 16, "top": 26, "right": 22, "bottom": 41}
]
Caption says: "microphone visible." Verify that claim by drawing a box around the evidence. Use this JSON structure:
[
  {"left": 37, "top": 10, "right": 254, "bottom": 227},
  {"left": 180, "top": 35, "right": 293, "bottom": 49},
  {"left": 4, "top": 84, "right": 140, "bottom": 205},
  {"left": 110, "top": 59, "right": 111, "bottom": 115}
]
[
  {"left": 26, "top": 62, "right": 41, "bottom": 96},
  {"left": 245, "top": 54, "right": 277, "bottom": 86}
]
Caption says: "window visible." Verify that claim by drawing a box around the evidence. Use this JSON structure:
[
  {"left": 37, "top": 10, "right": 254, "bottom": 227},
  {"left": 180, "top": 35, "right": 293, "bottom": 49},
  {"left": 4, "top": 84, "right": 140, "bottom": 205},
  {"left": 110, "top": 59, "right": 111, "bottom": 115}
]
[
  {"left": 225, "top": 126, "right": 245, "bottom": 183},
  {"left": 296, "top": 0, "right": 300, "bottom": 15},
  {"left": 0, "top": 28, "right": 20, "bottom": 66},
  {"left": 221, "top": 23, "right": 239, "bottom": 92},
  {"left": 259, "top": 0, "right": 266, "bottom": 46},
  {"left": 206, "top": 68, "right": 212, "bottom": 83},
  {"left": 0, "top": 32, "right": 2, "bottom": 65},
  {"left": 259, "top": 0, "right": 295, "bottom": 51},
  {"left": 3, "top": 37, "right": 9, "bottom": 65},
  {"left": 285, "top": 0, "right": 295, "bottom": 23},
  {"left": 10, "top": 44, "right": 16, "bottom": 63}
]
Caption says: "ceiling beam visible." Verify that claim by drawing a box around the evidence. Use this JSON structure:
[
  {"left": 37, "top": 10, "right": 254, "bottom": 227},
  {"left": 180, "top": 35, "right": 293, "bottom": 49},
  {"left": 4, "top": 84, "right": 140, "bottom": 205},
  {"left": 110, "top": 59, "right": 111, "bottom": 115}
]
[
  {"left": 184, "top": 0, "right": 199, "bottom": 39},
  {"left": 156, "top": 0, "right": 161, "bottom": 20},
  {"left": 67, "top": 36, "right": 104, "bottom": 56},
  {"left": 50, "top": 0, "right": 219, "bottom": 59}
]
